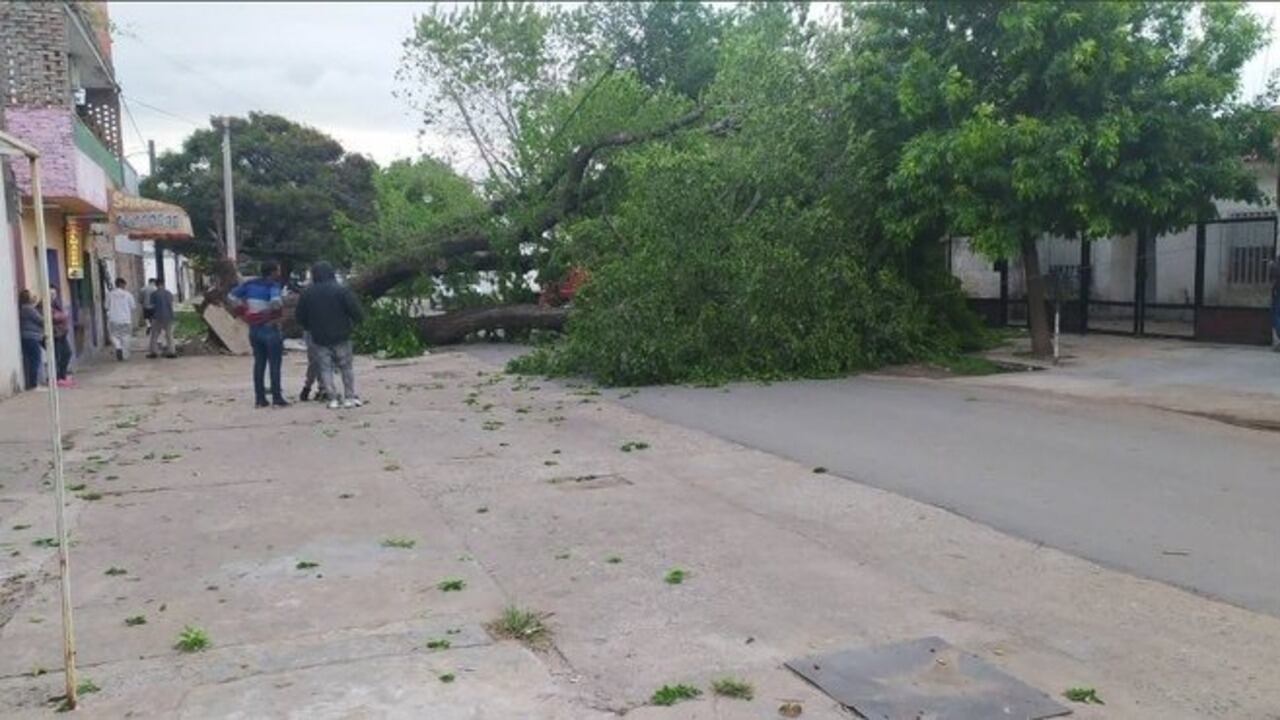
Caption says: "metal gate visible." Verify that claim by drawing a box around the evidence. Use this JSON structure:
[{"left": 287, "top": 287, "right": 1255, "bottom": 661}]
[{"left": 954, "top": 213, "right": 1279, "bottom": 345}]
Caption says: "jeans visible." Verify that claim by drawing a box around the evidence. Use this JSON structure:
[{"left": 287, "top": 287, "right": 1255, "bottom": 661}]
[
  {"left": 316, "top": 340, "right": 356, "bottom": 400},
  {"left": 53, "top": 335, "right": 72, "bottom": 379},
  {"left": 149, "top": 321, "right": 175, "bottom": 356},
  {"left": 20, "top": 337, "right": 41, "bottom": 390},
  {"left": 249, "top": 324, "right": 284, "bottom": 403}
]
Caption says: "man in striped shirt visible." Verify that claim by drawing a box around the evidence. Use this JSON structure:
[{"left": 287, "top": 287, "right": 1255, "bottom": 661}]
[{"left": 228, "top": 261, "right": 289, "bottom": 407}]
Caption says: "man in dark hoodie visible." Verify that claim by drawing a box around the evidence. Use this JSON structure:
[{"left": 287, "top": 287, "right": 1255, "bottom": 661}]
[{"left": 295, "top": 262, "right": 365, "bottom": 409}]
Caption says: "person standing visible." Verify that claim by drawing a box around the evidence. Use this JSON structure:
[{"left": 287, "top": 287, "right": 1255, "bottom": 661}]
[
  {"left": 49, "top": 284, "right": 74, "bottom": 386},
  {"left": 228, "top": 261, "right": 289, "bottom": 408},
  {"left": 295, "top": 261, "right": 364, "bottom": 409},
  {"left": 147, "top": 281, "right": 177, "bottom": 359},
  {"left": 141, "top": 278, "right": 157, "bottom": 333},
  {"left": 18, "top": 289, "right": 43, "bottom": 390},
  {"left": 107, "top": 277, "right": 137, "bottom": 361}
]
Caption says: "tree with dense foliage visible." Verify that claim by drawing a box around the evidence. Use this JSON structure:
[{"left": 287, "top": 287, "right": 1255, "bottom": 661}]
[
  {"left": 348, "top": 0, "right": 1274, "bottom": 376},
  {"left": 862, "top": 1, "right": 1277, "bottom": 354},
  {"left": 143, "top": 113, "right": 376, "bottom": 277}
]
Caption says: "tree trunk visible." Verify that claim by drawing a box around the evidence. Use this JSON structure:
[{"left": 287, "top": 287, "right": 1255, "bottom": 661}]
[
  {"left": 1020, "top": 235, "right": 1053, "bottom": 356},
  {"left": 414, "top": 304, "right": 567, "bottom": 346}
]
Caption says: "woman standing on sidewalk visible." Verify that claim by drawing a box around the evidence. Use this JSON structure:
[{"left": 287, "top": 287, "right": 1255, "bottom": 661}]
[
  {"left": 18, "top": 289, "right": 42, "bottom": 390},
  {"left": 49, "top": 284, "right": 74, "bottom": 386}
]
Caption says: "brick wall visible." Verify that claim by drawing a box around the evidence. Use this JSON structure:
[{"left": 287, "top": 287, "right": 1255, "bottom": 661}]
[
  {"left": 0, "top": 1, "right": 71, "bottom": 109},
  {"left": 4, "top": 108, "right": 77, "bottom": 198}
]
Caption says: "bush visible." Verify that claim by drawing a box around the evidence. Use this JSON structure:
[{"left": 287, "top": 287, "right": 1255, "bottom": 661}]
[{"left": 352, "top": 300, "right": 425, "bottom": 358}]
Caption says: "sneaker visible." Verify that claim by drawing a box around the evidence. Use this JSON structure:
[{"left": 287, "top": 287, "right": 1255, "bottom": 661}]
[
  {"left": 327, "top": 399, "right": 342, "bottom": 410},
  {"left": 55, "top": 378, "right": 72, "bottom": 388},
  {"left": 299, "top": 386, "right": 311, "bottom": 402},
  {"left": 146, "top": 353, "right": 158, "bottom": 359},
  {"left": 256, "top": 399, "right": 270, "bottom": 408},
  {"left": 341, "top": 397, "right": 364, "bottom": 409},
  {"left": 164, "top": 353, "right": 178, "bottom": 359},
  {"left": 115, "top": 348, "right": 124, "bottom": 361},
  {"left": 272, "top": 397, "right": 291, "bottom": 408}
]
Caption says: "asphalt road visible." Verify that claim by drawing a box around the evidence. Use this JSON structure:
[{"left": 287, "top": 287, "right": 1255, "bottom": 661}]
[
  {"left": 463, "top": 344, "right": 1280, "bottom": 617},
  {"left": 613, "top": 375, "right": 1280, "bottom": 617}
]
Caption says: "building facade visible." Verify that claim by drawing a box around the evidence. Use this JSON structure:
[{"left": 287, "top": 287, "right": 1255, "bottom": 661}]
[{"left": 0, "top": 0, "right": 142, "bottom": 381}]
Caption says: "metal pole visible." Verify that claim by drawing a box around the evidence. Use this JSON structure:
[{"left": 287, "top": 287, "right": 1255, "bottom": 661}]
[
  {"left": 221, "top": 118, "right": 237, "bottom": 262},
  {"left": 149, "top": 139, "right": 165, "bottom": 288},
  {"left": 30, "top": 158, "right": 79, "bottom": 710}
]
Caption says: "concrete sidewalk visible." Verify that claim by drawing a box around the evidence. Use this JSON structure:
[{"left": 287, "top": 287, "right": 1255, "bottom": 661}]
[
  {"left": 975, "top": 333, "right": 1280, "bottom": 429},
  {"left": 1, "top": 349, "right": 1279, "bottom": 718}
]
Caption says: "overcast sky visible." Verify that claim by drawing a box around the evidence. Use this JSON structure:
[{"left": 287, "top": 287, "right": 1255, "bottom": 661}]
[{"left": 110, "top": 1, "right": 1280, "bottom": 176}]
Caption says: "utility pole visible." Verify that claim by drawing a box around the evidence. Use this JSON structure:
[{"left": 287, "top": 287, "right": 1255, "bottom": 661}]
[
  {"left": 221, "top": 117, "right": 237, "bottom": 262},
  {"left": 149, "top": 139, "right": 166, "bottom": 288}
]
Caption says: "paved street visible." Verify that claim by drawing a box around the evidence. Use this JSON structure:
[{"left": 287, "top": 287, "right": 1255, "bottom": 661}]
[
  {"left": 1, "top": 349, "right": 1279, "bottom": 718},
  {"left": 614, "top": 371, "right": 1280, "bottom": 617}
]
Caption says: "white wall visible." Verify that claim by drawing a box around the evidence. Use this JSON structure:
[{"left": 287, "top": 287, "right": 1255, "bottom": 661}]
[{"left": 0, "top": 169, "right": 26, "bottom": 397}]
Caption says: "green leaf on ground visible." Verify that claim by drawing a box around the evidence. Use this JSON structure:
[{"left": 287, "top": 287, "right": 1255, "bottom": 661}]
[
  {"left": 174, "top": 625, "right": 211, "bottom": 652},
  {"left": 437, "top": 578, "right": 466, "bottom": 592},
  {"left": 712, "top": 677, "right": 754, "bottom": 700},
  {"left": 1064, "top": 687, "right": 1104, "bottom": 704},
  {"left": 664, "top": 568, "right": 688, "bottom": 585},
  {"left": 651, "top": 684, "right": 701, "bottom": 706}
]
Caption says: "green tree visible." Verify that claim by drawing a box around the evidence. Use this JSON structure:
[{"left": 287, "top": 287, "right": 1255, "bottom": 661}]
[
  {"left": 143, "top": 113, "right": 375, "bottom": 276},
  {"left": 859, "top": 1, "right": 1276, "bottom": 355}
]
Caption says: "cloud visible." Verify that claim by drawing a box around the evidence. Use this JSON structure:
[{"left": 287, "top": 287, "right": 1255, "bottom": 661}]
[{"left": 110, "top": 1, "right": 433, "bottom": 166}]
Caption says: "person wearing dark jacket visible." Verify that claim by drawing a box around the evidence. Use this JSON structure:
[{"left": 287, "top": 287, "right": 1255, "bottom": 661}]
[
  {"left": 18, "top": 289, "right": 43, "bottom": 390},
  {"left": 295, "top": 262, "right": 365, "bottom": 409}
]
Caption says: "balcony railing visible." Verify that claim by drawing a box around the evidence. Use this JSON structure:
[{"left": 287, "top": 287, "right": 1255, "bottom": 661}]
[{"left": 72, "top": 115, "right": 124, "bottom": 186}]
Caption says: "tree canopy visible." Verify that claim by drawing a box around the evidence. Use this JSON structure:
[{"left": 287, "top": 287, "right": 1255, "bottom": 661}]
[
  {"left": 143, "top": 112, "right": 375, "bottom": 275},
  {"left": 185, "top": 2, "right": 1275, "bottom": 380}
]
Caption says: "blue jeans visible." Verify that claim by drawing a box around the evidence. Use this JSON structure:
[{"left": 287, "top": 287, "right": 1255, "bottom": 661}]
[
  {"left": 20, "top": 337, "right": 41, "bottom": 390},
  {"left": 249, "top": 324, "right": 284, "bottom": 403}
]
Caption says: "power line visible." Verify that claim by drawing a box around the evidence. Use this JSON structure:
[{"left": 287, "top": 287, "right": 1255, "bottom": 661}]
[
  {"left": 115, "top": 28, "right": 269, "bottom": 111},
  {"left": 119, "top": 95, "right": 148, "bottom": 151},
  {"left": 121, "top": 94, "right": 204, "bottom": 128}
]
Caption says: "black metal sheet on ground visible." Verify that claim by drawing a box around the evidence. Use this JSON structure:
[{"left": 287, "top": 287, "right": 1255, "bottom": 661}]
[{"left": 785, "top": 636, "right": 1071, "bottom": 720}]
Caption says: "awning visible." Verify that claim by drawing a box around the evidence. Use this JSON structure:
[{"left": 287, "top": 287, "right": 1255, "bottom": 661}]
[{"left": 109, "top": 190, "right": 193, "bottom": 241}]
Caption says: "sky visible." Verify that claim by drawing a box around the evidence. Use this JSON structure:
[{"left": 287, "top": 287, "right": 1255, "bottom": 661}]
[{"left": 109, "top": 1, "right": 1280, "bottom": 177}]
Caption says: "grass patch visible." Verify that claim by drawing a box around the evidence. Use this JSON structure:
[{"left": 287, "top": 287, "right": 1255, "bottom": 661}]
[
  {"left": 381, "top": 537, "right": 416, "bottom": 549},
  {"left": 438, "top": 672, "right": 456, "bottom": 683},
  {"left": 605, "top": 555, "right": 622, "bottom": 564},
  {"left": 295, "top": 560, "right": 320, "bottom": 570},
  {"left": 104, "top": 567, "right": 127, "bottom": 576},
  {"left": 650, "top": 683, "right": 701, "bottom": 706},
  {"left": 174, "top": 625, "right": 211, "bottom": 652},
  {"left": 12, "top": 524, "right": 31, "bottom": 531},
  {"left": 437, "top": 578, "right": 466, "bottom": 592},
  {"left": 77, "top": 492, "right": 103, "bottom": 501},
  {"left": 488, "top": 606, "right": 550, "bottom": 647},
  {"left": 664, "top": 568, "right": 688, "bottom": 585},
  {"left": 383, "top": 462, "right": 401, "bottom": 472},
  {"left": 76, "top": 679, "right": 101, "bottom": 695},
  {"left": 620, "top": 441, "right": 650, "bottom": 452},
  {"left": 426, "top": 638, "right": 451, "bottom": 650},
  {"left": 124, "top": 615, "right": 147, "bottom": 626},
  {"left": 481, "top": 420, "right": 504, "bottom": 431},
  {"left": 67, "top": 483, "right": 86, "bottom": 492},
  {"left": 32, "top": 537, "right": 59, "bottom": 548},
  {"left": 812, "top": 466, "right": 828, "bottom": 474},
  {"left": 712, "top": 677, "right": 754, "bottom": 700},
  {"left": 1064, "top": 687, "right": 1104, "bottom": 704},
  {"left": 174, "top": 310, "right": 206, "bottom": 341}
]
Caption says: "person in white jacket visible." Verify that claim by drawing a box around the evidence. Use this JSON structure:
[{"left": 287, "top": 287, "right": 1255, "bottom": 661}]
[{"left": 107, "top": 277, "right": 137, "bottom": 361}]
